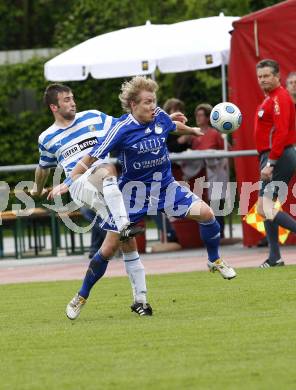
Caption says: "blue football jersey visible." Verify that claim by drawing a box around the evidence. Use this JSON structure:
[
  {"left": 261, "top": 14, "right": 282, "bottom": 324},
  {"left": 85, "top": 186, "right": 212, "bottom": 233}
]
[{"left": 89, "top": 107, "right": 177, "bottom": 185}]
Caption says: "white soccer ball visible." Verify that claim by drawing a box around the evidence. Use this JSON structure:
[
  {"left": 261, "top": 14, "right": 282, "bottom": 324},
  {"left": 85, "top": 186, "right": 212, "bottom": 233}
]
[{"left": 210, "top": 102, "right": 242, "bottom": 134}]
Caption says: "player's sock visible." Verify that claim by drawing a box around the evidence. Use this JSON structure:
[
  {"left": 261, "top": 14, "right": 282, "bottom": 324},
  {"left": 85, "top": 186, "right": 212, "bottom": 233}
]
[
  {"left": 103, "top": 176, "right": 129, "bottom": 231},
  {"left": 264, "top": 220, "right": 281, "bottom": 262},
  {"left": 273, "top": 211, "right": 296, "bottom": 233},
  {"left": 123, "top": 251, "right": 147, "bottom": 304},
  {"left": 199, "top": 218, "right": 221, "bottom": 262},
  {"left": 122, "top": 254, "right": 136, "bottom": 301},
  {"left": 79, "top": 251, "right": 109, "bottom": 299}
]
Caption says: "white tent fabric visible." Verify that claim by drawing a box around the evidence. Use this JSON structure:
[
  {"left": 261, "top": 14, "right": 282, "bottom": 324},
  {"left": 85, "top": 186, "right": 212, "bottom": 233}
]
[
  {"left": 45, "top": 23, "right": 167, "bottom": 81},
  {"left": 157, "top": 16, "right": 239, "bottom": 73},
  {"left": 44, "top": 14, "right": 239, "bottom": 82}
]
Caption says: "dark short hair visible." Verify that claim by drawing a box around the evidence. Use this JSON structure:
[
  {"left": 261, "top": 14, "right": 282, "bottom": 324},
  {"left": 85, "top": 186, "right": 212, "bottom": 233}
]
[
  {"left": 163, "top": 98, "right": 185, "bottom": 114},
  {"left": 194, "top": 103, "right": 213, "bottom": 118},
  {"left": 256, "top": 59, "right": 279, "bottom": 75},
  {"left": 44, "top": 83, "right": 72, "bottom": 107}
]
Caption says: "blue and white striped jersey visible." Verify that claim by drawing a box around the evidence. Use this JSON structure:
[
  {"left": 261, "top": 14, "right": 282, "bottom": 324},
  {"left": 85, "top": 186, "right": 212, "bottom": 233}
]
[
  {"left": 89, "top": 107, "right": 177, "bottom": 185},
  {"left": 38, "top": 110, "right": 117, "bottom": 176}
]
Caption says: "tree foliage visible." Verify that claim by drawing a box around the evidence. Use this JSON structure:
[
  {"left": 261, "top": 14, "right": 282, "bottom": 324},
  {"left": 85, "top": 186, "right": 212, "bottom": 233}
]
[
  {"left": 54, "top": 0, "right": 252, "bottom": 48},
  {"left": 0, "top": 0, "right": 278, "bottom": 50},
  {"left": 0, "top": 0, "right": 70, "bottom": 50}
]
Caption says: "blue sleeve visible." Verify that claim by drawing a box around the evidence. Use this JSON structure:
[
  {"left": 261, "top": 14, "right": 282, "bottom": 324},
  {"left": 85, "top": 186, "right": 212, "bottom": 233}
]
[
  {"left": 38, "top": 142, "right": 57, "bottom": 169},
  {"left": 166, "top": 115, "right": 177, "bottom": 133},
  {"left": 89, "top": 120, "right": 123, "bottom": 159},
  {"left": 111, "top": 117, "right": 119, "bottom": 127},
  {"left": 156, "top": 108, "right": 177, "bottom": 134}
]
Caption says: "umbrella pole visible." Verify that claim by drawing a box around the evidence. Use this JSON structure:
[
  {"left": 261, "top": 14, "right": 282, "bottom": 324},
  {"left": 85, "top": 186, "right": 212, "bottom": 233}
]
[
  {"left": 221, "top": 61, "right": 227, "bottom": 102},
  {"left": 221, "top": 61, "right": 233, "bottom": 239}
]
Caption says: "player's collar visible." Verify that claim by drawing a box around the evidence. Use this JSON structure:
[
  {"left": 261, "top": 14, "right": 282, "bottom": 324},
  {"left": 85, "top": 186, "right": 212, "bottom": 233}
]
[{"left": 129, "top": 113, "right": 140, "bottom": 125}]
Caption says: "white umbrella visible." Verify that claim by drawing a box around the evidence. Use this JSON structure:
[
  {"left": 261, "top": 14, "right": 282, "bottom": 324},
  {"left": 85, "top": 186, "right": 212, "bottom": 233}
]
[
  {"left": 158, "top": 14, "right": 239, "bottom": 74},
  {"left": 44, "top": 22, "right": 168, "bottom": 81},
  {"left": 44, "top": 14, "right": 239, "bottom": 87}
]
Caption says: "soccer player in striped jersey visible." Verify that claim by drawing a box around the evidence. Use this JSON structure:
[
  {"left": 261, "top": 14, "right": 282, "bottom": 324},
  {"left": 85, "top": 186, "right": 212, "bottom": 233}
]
[
  {"left": 49, "top": 76, "right": 237, "bottom": 319},
  {"left": 32, "top": 83, "right": 143, "bottom": 239}
]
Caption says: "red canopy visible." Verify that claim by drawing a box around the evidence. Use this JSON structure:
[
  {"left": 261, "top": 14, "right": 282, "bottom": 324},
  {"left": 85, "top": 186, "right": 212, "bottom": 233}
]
[{"left": 228, "top": 0, "right": 296, "bottom": 246}]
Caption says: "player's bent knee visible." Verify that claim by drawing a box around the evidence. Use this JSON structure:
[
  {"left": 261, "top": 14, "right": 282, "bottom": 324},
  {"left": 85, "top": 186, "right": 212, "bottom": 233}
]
[
  {"left": 189, "top": 201, "right": 214, "bottom": 221},
  {"left": 90, "top": 164, "right": 117, "bottom": 186},
  {"left": 100, "top": 233, "right": 120, "bottom": 258},
  {"left": 103, "top": 163, "right": 118, "bottom": 176},
  {"left": 100, "top": 243, "right": 119, "bottom": 258},
  {"left": 120, "top": 237, "right": 137, "bottom": 252},
  {"left": 201, "top": 207, "right": 215, "bottom": 222}
]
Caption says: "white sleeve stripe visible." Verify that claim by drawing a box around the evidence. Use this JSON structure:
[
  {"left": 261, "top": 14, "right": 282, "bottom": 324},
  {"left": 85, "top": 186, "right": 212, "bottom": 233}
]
[
  {"left": 154, "top": 107, "right": 162, "bottom": 115},
  {"left": 103, "top": 115, "right": 113, "bottom": 131},
  {"left": 39, "top": 161, "right": 56, "bottom": 167},
  {"left": 92, "top": 119, "right": 123, "bottom": 157},
  {"left": 39, "top": 150, "right": 55, "bottom": 158},
  {"left": 91, "top": 117, "right": 132, "bottom": 159},
  {"left": 91, "top": 117, "right": 130, "bottom": 159}
]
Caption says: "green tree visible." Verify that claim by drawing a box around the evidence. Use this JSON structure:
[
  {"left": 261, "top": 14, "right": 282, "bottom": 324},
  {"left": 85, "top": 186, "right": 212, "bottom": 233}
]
[
  {"left": 54, "top": 0, "right": 253, "bottom": 48},
  {"left": 0, "top": 57, "right": 50, "bottom": 183},
  {"left": 0, "top": 0, "right": 70, "bottom": 49}
]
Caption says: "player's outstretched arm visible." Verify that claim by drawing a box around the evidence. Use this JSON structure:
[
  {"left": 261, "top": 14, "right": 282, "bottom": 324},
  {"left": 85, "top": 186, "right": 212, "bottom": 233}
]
[
  {"left": 173, "top": 121, "right": 204, "bottom": 136},
  {"left": 47, "top": 154, "right": 97, "bottom": 200},
  {"left": 70, "top": 154, "right": 97, "bottom": 182},
  {"left": 30, "top": 166, "right": 50, "bottom": 197},
  {"left": 169, "top": 112, "right": 187, "bottom": 124}
]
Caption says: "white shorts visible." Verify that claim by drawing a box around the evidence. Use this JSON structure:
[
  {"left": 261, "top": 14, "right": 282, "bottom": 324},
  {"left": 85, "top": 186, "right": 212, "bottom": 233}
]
[{"left": 69, "top": 161, "right": 110, "bottom": 220}]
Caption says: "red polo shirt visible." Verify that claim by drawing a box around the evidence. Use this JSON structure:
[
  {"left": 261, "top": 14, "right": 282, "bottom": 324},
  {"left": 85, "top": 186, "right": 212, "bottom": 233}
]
[
  {"left": 254, "top": 85, "right": 296, "bottom": 161},
  {"left": 191, "top": 127, "right": 224, "bottom": 150}
]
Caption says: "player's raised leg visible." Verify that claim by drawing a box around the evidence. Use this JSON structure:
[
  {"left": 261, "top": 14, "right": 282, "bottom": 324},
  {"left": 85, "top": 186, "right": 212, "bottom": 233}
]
[
  {"left": 69, "top": 163, "right": 144, "bottom": 241},
  {"left": 91, "top": 163, "right": 127, "bottom": 229},
  {"left": 188, "top": 200, "right": 236, "bottom": 280}
]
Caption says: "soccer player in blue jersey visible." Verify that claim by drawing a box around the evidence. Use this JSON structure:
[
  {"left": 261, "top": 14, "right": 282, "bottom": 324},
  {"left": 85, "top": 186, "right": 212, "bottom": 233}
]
[{"left": 49, "top": 76, "right": 237, "bottom": 319}]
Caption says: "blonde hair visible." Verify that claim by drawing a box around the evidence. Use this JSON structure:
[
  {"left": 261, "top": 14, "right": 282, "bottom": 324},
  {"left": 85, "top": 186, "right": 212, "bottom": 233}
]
[{"left": 119, "top": 76, "right": 158, "bottom": 112}]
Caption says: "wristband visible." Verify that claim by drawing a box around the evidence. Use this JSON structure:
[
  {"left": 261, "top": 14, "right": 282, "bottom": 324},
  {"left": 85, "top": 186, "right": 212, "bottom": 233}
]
[{"left": 63, "top": 176, "right": 73, "bottom": 187}]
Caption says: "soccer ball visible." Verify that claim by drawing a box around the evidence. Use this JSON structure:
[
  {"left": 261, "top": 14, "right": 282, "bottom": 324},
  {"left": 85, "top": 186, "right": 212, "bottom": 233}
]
[{"left": 210, "top": 102, "right": 242, "bottom": 134}]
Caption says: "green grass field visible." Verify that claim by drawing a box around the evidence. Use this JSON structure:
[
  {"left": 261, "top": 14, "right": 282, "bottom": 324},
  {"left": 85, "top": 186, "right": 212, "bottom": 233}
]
[{"left": 1, "top": 267, "right": 296, "bottom": 390}]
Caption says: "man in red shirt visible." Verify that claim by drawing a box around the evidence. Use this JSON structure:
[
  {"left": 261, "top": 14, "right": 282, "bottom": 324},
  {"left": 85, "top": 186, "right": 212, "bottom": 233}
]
[{"left": 255, "top": 59, "right": 296, "bottom": 268}]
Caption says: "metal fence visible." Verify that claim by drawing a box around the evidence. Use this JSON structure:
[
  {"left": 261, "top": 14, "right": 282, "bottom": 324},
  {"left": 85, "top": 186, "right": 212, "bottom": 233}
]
[
  {"left": 0, "top": 149, "right": 259, "bottom": 258},
  {"left": 0, "top": 149, "right": 258, "bottom": 173}
]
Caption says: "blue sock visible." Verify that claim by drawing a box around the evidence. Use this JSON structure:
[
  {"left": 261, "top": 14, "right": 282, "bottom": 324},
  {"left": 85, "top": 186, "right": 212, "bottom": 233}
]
[
  {"left": 79, "top": 251, "right": 109, "bottom": 299},
  {"left": 199, "top": 218, "right": 221, "bottom": 262}
]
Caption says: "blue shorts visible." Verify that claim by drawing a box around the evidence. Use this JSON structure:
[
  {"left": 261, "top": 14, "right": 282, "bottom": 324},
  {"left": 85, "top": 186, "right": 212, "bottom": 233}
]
[{"left": 99, "top": 179, "right": 201, "bottom": 232}]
